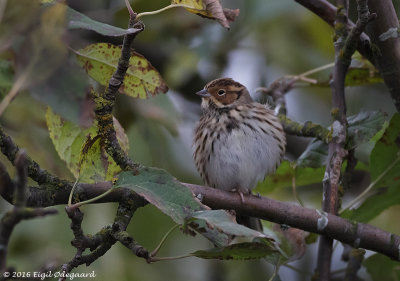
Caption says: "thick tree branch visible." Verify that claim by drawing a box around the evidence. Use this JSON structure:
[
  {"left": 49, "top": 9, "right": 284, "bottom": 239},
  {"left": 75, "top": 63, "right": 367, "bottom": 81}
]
[
  {"left": 316, "top": 3, "right": 349, "bottom": 279},
  {"left": 316, "top": 1, "right": 374, "bottom": 279},
  {"left": 1, "top": 165, "right": 399, "bottom": 262},
  {"left": 366, "top": 0, "right": 400, "bottom": 112},
  {"left": 186, "top": 184, "right": 400, "bottom": 261},
  {"left": 294, "top": 0, "right": 374, "bottom": 63}
]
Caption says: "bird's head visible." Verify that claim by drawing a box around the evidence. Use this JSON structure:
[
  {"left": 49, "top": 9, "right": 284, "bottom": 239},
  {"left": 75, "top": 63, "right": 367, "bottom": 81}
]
[{"left": 196, "top": 78, "right": 253, "bottom": 110}]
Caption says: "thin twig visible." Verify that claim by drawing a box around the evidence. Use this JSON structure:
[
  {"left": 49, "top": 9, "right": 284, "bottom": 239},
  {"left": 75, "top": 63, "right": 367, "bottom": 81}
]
[
  {"left": 344, "top": 249, "right": 365, "bottom": 280},
  {"left": 14, "top": 151, "right": 28, "bottom": 207},
  {"left": 0, "top": 155, "right": 57, "bottom": 272},
  {"left": 94, "top": 14, "right": 144, "bottom": 171},
  {"left": 124, "top": 0, "right": 136, "bottom": 18}
]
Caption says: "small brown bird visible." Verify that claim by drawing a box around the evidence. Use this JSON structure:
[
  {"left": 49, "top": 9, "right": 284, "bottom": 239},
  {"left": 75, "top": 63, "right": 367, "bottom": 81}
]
[{"left": 193, "top": 78, "right": 286, "bottom": 229}]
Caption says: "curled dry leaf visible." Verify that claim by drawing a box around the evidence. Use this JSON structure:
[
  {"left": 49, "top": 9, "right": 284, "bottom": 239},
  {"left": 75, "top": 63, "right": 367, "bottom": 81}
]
[{"left": 172, "top": 0, "right": 239, "bottom": 29}]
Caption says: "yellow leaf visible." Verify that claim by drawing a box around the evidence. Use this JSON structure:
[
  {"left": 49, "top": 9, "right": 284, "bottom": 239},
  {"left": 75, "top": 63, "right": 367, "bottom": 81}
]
[
  {"left": 74, "top": 43, "right": 168, "bottom": 99},
  {"left": 46, "top": 107, "right": 129, "bottom": 183}
]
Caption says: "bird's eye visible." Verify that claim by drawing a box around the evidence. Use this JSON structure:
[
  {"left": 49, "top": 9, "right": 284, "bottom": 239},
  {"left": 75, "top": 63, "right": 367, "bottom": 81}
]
[{"left": 217, "top": 89, "right": 226, "bottom": 96}]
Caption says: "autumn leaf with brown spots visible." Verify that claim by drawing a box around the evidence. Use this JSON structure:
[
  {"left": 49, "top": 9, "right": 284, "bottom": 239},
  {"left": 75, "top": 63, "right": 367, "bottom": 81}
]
[{"left": 74, "top": 43, "right": 168, "bottom": 99}]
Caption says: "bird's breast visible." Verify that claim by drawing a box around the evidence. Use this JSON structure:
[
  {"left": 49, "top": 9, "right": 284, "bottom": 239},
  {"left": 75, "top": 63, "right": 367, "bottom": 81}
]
[{"left": 193, "top": 105, "right": 285, "bottom": 193}]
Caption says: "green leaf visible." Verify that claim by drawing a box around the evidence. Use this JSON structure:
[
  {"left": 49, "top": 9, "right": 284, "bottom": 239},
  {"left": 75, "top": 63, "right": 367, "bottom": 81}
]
[
  {"left": 74, "top": 43, "right": 168, "bottom": 99},
  {"left": 17, "top": 3, "right": 68, "bottom": 88},
  {"left": 364, "top": 254, "right": 400, "bottom": 281},
  {"left": 342, "top": 114, "right": 400, "bottom": 222},
  {"left": 46, "top": 108, "right": 128, "bottom": 182},
  {"left": 66, "top": 6, "right": 141, "bottom": 36},
  {"left": 341, "top": 184, "right": 400, "bottom": 222},
  {"left": 297, "top": 111, "right": 386, "bottom": 168},
  {"left": 188, "top": 210, "right": 275, "bottom": 247},
  {"left": 0, "top": 0, "right": 41, "bottom": 49},
  {"left": 116, "top": 167, "right": 205, "bottom": 224},
  {"left": 311, "top": 67, "right": 383, "bottom": 87},
  {"left": 347, "top": 111, "right": 387, "bottom": 149},
  {"left": 78, "top": 136, "right": 124, "bottom": 183},
  {"left": 0, "top": 59, "right": 14, "bottom": 98},
  {"left": 255, "top": 161, "right": 325, "bottom": 193},
  {"left": 370, "top": 113, "right": 400, "bottom": 188},
  {"left": 191, "top": 241, "right": 281, "bottom": 261},
  {"left": 31, "top": 59, "right": 88, "bottom": 124},
  {"left": 344, "top": 68, "right": 383, "bottom": 86},
  {"left": 297, "top": 139, "right": 328, "bottom": 168},
  {"left": 116, "top": 168, "right": 284, "bottom": 252}
]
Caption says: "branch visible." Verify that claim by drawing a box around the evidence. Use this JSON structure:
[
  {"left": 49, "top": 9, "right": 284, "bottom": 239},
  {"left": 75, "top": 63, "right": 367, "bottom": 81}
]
[
  {"left": 14, "top": 151, "right": 28, "bottom": 207},
  {"left": 257, "top": 78, "right": 295, "bottom": 115},
  {"left": 1, "top": 123, "right": 399, "bottom": 263},
  {"left": 294, "top": 0, "right": 374, "bottom": 63},
  {"left": 60, "top": 200, "right": 149, "bottom": 278},
  {"left": 316, "top": 2, "right": 350, "bottom": 278},
  {"left": 0, "top": 161, "right": 14, "bottom": 203},
  {"left": 366, "top": 0, "right": 400, "bottom": 112},
  {"left": 94, "top": 15, "right": 144, "bottom": 171},
  {"left": 0, "top": 151, "right": 57, "bottom": 273},
  {"left": 0, "top": 125, "right": 73, "bottom": 194},
  {"left": 344, "top": 249, "right": 365, "bottom": 281},
  {"left": 186, "top": 183, "right": 400, "bottom": 261},
  {"left": 316, "top": 1, "right": 374, "bottom": 279},
  {"left": 279, "top": 115, "right": 331, "bottom": 142},
  {"left": 1, "top": 165, "right": 399, "bottom": 262}
]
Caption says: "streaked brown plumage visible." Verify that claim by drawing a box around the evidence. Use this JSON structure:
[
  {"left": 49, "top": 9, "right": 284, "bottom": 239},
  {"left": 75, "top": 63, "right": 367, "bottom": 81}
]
[{"left": 193, "top": 78, "right": 286, "bottom": 229}]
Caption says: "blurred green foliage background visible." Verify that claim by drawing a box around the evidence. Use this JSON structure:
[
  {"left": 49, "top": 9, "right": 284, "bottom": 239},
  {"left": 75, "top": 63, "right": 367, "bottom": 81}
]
[{"left": 0, "top": 0, "right": 399, "bottom": 280}]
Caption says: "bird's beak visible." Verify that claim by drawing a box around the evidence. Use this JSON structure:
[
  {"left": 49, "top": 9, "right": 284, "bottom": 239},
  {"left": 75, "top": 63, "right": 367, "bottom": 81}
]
[{"left": 196, "top": 89, "right": 211, "bottom": 97}]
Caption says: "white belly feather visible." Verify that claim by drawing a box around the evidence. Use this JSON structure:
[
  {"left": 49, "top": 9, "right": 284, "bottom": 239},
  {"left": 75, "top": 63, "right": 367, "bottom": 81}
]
[{"left": 205, "top": 122, "right": 282, "bottom": 193}]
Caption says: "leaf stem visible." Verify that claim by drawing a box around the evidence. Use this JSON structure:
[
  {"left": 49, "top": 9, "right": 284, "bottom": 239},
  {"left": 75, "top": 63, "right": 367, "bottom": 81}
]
[
  {"left": 340, "top": 154, "right": 400, "bottom": 213},
  {"left": 136, "top": 4, "right": 193, "bottom": 19},
  {"left": 151, "top": 224, "right": 180, "bottom": 257},
  {"left": 68, "top": 177, "right": 80, "bottom": 206},
  {"left": 71, "top": 186, "right": 115, "bottom": 208},
  {"left": 148, "top": 254, "right": 192, "bottom": 262},
  {"left": 268, "top": 261, "right": 280, "bottom": 281}
]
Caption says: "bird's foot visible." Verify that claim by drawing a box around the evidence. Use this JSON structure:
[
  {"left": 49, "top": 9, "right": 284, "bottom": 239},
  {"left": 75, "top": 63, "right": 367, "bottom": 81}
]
[
  {"left": 232, "top": 189, "right": 246, "bottom": 204},
  {"left": 239, "top": 191, "right": 245, "bottom": 204}
]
